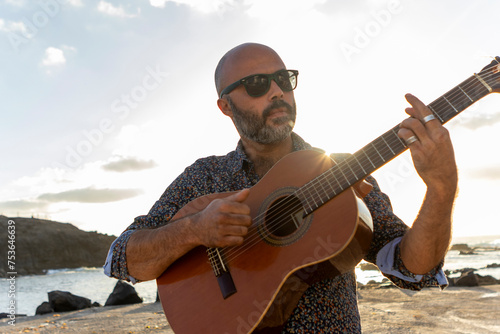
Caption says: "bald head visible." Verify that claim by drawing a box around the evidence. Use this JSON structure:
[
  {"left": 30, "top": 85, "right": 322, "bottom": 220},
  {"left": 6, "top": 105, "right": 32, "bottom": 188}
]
[{"left": 214, "top": 43, "right": 286, "bottom": 97}]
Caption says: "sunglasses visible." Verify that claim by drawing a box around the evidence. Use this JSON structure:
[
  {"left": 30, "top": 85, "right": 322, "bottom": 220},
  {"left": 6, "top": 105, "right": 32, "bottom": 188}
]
[{"left": 219, "top": 69, "right": 299, "bottom": 98}]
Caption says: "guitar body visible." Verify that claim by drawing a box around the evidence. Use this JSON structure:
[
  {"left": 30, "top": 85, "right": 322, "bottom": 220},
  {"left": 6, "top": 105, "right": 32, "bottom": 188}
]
[{"left": 157, "top": 150, "right": 373, "bottom": 334}]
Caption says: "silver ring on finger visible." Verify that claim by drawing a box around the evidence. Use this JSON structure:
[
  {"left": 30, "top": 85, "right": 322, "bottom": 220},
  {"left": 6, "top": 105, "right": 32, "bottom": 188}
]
[
  {"left": 422, "top": 114, "right": 436, "bottom": 124},
  {"left": 405, "top": 135, "right": 418, "bottom": 146}
]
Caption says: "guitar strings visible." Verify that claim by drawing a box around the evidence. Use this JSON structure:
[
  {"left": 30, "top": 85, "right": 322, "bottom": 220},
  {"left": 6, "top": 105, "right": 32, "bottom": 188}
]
[
  {"left": 222, "top": 65, "right": 498, "bottom": 264},
  {"left": 220, "top": 65, "right": 498, "bottom": 265},
  {"left": 226, "top": 68, "right": 496, "bottom": 264}
]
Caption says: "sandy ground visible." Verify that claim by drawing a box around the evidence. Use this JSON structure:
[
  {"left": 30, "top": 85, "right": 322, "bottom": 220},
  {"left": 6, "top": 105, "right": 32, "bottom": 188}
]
[{"left": 1, "top": 285, "right": 499, "bottom": 334}]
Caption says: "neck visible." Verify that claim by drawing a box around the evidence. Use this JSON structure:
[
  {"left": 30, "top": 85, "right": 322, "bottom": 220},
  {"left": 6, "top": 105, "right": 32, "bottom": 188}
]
[{"left": 241, "top": 136, "right": 293, "bottom": 177}]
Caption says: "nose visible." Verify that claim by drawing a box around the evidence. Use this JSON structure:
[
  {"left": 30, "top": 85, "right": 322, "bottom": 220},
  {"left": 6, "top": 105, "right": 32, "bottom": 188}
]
[{"left": 268, "top": 79, "right": 284, "bottom": 100}]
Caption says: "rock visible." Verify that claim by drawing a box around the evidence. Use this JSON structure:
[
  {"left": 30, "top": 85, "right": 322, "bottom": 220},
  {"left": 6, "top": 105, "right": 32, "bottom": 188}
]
[
  {"left": 452, "top": 268, "right": 476, "bottom": 275},
  {"left": 485, "top": 263, "right": 500, "bottom": 269},
  {"left": 35, "top": 302, "right": 54, "bottom": 315},
  {"left": 0, "top": 215, "right": 116, "bottom": 276},
  {"left": 455, "top": 272, "right": 479, "bottom": 287},
  {"left": 358, "top": 279, "right": 395, "bottom": 290},
  {"left": 358, "top": 262, "right": 379, "bottom": 271},
  {"left": 459, "top": 249, "right": 477, "bottom": 255},
  {"left": 105, "top": 280, "right": 143, "bottom": 306},
  {"left": 92, "top": 302, "right": 102, "bottom": 307},
  {"left": 477, "top": 274, "right": 499, "bottom": 286},
  {"left": 450, "top": 243, "right": 472, "bottom": 252},
  {"left": 0, "top": 312, "right": 26, "bottom": 319},
  {"left": 48, "top": 291, "right": 92, "bottom": 312}
]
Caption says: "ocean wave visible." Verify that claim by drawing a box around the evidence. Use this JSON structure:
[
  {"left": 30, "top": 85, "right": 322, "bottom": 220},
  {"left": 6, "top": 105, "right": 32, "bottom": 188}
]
[{"left": 44, "top": 267, "right": 101, "bottom": 275}]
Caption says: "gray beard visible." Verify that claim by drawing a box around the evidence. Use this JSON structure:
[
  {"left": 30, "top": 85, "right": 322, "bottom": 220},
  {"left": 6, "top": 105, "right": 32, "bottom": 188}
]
[{"left": 227, "top": 97, "right": 297, "bottom": 145}]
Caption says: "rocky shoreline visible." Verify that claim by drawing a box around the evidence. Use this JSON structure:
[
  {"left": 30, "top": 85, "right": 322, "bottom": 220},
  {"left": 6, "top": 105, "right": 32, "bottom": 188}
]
[{"left": 2, "top": 285, "right": 499, "bottom": 333}]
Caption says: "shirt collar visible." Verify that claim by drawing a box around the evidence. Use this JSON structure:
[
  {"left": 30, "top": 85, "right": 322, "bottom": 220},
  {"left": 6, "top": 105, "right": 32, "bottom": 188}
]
[{"left": 231, "top": 132, "right": 311, "bottom": 173}]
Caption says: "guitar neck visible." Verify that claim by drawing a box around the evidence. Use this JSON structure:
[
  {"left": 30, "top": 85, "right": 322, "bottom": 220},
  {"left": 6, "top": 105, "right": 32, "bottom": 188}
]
[{"left": 299, "top": 61, "right": 498, "bottom": 215}]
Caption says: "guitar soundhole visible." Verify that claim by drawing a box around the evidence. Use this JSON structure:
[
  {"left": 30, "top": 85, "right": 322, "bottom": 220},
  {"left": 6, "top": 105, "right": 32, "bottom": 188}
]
[
  {"left": 265, "top": 195, "right": 304, "bottom": 237},
  {"left": 257, "top": 188, "right": 312, "bottom": 247}
]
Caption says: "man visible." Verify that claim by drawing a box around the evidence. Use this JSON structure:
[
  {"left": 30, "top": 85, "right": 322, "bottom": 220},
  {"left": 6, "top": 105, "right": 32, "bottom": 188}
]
[{"left": 104, "top": 43, "right": 458, "bottom": 332}]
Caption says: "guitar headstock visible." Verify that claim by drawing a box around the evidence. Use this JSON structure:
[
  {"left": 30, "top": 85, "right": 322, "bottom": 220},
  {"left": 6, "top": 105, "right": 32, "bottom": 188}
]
[{"left": 478, "top": 56, "right": 500, "bottom": 93}]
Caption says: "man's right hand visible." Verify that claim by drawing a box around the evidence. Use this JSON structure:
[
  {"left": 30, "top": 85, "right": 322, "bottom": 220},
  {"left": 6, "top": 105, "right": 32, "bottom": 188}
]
[{"left": 191, "top": 189, "right": 252, "bottom": 248}]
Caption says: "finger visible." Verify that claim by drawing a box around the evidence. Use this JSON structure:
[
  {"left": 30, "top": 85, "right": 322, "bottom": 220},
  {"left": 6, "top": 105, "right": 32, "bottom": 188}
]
[
  {"left": 220, "top": 222, "right": 249, "bottom": 236},
  {"left": 405, "top": 93, "right": 428, "bottom": 118},
  {"left": 405, "top": 93, "right": 440, "bottom": 128},
  {"left": 227, "top": 188, "right": 251, "bottom": 203},
  {"left": 220, "top": 235, "right": 245, "bottom": 247},
  {"left": 398, "top": 126, "right": 420, "bottom": 147},
  {"left": 399, "top": 117, "right": 428, "bottom": 143}
]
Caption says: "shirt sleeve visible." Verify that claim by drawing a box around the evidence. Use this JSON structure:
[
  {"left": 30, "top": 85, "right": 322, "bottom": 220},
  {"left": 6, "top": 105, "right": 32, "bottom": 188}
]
[
  {"left": 362, "top": 176, "right": 448, "bottom": 290},
  {"left": 102, "top": 162, "right": 209, "bottom": 283}
]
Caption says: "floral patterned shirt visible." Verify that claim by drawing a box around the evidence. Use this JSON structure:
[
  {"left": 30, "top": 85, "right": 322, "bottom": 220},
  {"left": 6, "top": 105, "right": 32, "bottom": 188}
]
[{"left": 104, "top": 132, "right": 446, "bottom": 333}]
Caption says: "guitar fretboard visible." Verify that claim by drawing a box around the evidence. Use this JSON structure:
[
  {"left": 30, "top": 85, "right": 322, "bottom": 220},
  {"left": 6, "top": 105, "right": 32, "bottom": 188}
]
[{"left": 297, "top": 59, "right": 499, "bottom": 215}]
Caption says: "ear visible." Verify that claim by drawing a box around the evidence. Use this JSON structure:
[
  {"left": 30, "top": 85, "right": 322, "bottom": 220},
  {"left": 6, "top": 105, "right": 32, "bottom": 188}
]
[{"left": 217, "top": 98, "right": 233, "bottom": 117}]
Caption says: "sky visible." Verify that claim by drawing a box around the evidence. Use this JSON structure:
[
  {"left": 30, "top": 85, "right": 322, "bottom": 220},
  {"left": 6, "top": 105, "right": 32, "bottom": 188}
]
[{"left": 1, "top": 0, "right": 499, "bottom": 241}]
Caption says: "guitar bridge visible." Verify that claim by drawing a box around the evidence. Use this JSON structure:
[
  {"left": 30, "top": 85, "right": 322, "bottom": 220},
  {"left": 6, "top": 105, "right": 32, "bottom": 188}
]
[{"left": 206, "top": 248, "right": 237, "bottom": 299}]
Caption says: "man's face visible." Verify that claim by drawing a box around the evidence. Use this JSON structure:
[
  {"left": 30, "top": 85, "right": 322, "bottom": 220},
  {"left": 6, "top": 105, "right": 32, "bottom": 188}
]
[
  {"left": 219, "top": 45, "right": 298, "bottom": 145},
  {"left": 227, "top": 96, "right": 296, "bottom": 145}
]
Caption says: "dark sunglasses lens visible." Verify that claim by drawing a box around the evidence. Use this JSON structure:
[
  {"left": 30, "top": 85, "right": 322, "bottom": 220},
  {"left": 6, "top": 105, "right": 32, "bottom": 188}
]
[
  {"left": 242, "top": 70, "right": 297, "bottom": 97},
  {"left": 276, "top": 71, "right": 295, "bottom": 91},
  {"left": 244, "top": 75, "right": 270, "bottom": 97}
]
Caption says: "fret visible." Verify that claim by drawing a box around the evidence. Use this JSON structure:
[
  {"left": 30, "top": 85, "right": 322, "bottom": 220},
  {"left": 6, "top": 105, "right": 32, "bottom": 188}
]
[
  {"left": 324, "top": 174, "right": 338, "bottom": 196},
  {"left": 297, "top": 187, "right": 314, "bottom": 213},
  {"left": 462, "top": 75, "right": 490, "bottom": 101},
  {"left": 444, "top": 87, "right": 474, "bottom": 116},
  {"left": 428, "top": 105, "right": 444, "bottom": 123},
  {"left": 334, "top": 169, "right": 348, "bottom": 191},
  {"left": 313, "top": 181, "right": 325, "bottom": 205},
  {"left": 474, "top": 73, "right": 492, "bottom": 92},
  {"left": 338, "top": 166, "right": 350, "bottom": 184},
  {"left": 458, "top": 85, "right": 474, "bottom": 102},
  {"left": 353, "top": 154, "right": 367, "bottom": 175},
  {"left": 327, "top": 168, "right": 344, "bottom": 191},
  {"left": 344, "top": 159, "right": 361, "bottom": 181},
  {"left": 362, "top": 150, "right": 376, "bottom": 169},
  {"left": 371, "top": 139, "right": 388, "bottom": 163},
  {"left": 443, "top": 96, "right": 458, "bottom": 113},
  {"left": 380, "top": 135, "right": 395, "bottom": 155},
  {"left": 391, "top": 128, "right": 407, "bottom": 148},
  {"left": 318, "top": 175, "right": 331, "bottom": 200}
]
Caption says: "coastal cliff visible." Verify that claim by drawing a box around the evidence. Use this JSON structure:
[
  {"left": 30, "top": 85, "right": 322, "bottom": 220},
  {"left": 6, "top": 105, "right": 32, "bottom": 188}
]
[{"left": 0, "top": 216, "right": 116, "bottom": 277}]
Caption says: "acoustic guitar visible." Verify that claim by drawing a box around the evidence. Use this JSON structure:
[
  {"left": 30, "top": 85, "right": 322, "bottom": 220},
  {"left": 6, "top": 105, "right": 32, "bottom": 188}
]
[{"left": 157, "top": 57, "right": 500, "bottom": 334}]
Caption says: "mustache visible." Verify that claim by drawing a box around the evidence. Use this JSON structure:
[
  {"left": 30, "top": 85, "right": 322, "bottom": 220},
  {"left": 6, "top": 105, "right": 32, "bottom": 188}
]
[{"left": 262, "top": 100, "right": 295, "bottom": 119}]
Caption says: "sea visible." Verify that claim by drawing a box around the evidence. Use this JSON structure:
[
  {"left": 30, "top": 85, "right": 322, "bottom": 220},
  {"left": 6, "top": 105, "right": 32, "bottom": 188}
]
[{"left": 2, "top": 235, "right": 499, "bottom": 317}]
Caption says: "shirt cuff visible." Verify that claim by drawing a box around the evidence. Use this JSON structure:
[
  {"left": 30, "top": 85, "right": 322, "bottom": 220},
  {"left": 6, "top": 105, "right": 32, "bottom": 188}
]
[
  {"left": 376, "top": 237, "right": 447, "bottom": 286},
  {"left": 102, "top": 231, "right": 139, "bottom": 284}
]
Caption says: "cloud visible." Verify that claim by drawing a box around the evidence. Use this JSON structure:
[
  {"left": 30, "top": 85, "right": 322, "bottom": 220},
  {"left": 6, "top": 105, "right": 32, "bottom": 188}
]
[
  {"left": 42, "top": 47, "right": 66, "bottom": 66},
  {"left": 467, "top": 165, "right": 500, "bottom": 180},
  {"left": 5, "top": 0, "right": 27, "bottom": 7},
  {"left": 102, "top": 157, "right": 158, "bottom": 172},
  {"left": 66, "top": 0, "right": 84, "bottom": 6},
  {"left": 453, "top": 111, "right": 500, "bottom": 130},
  {"left": 0, "top": 199, "right": 49, "bottom": 213},
  {"left": 149, "top": 0, "right": 233, "bottom": 13},
  {"left": 0, "top": 19, "right": 30, "bottom": 36},
  {"left": 37, "top": 187, "right": 143, "bottom": 203},
  {"left": 97, "top": 1, "right": 138, "bottom": 18}
]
